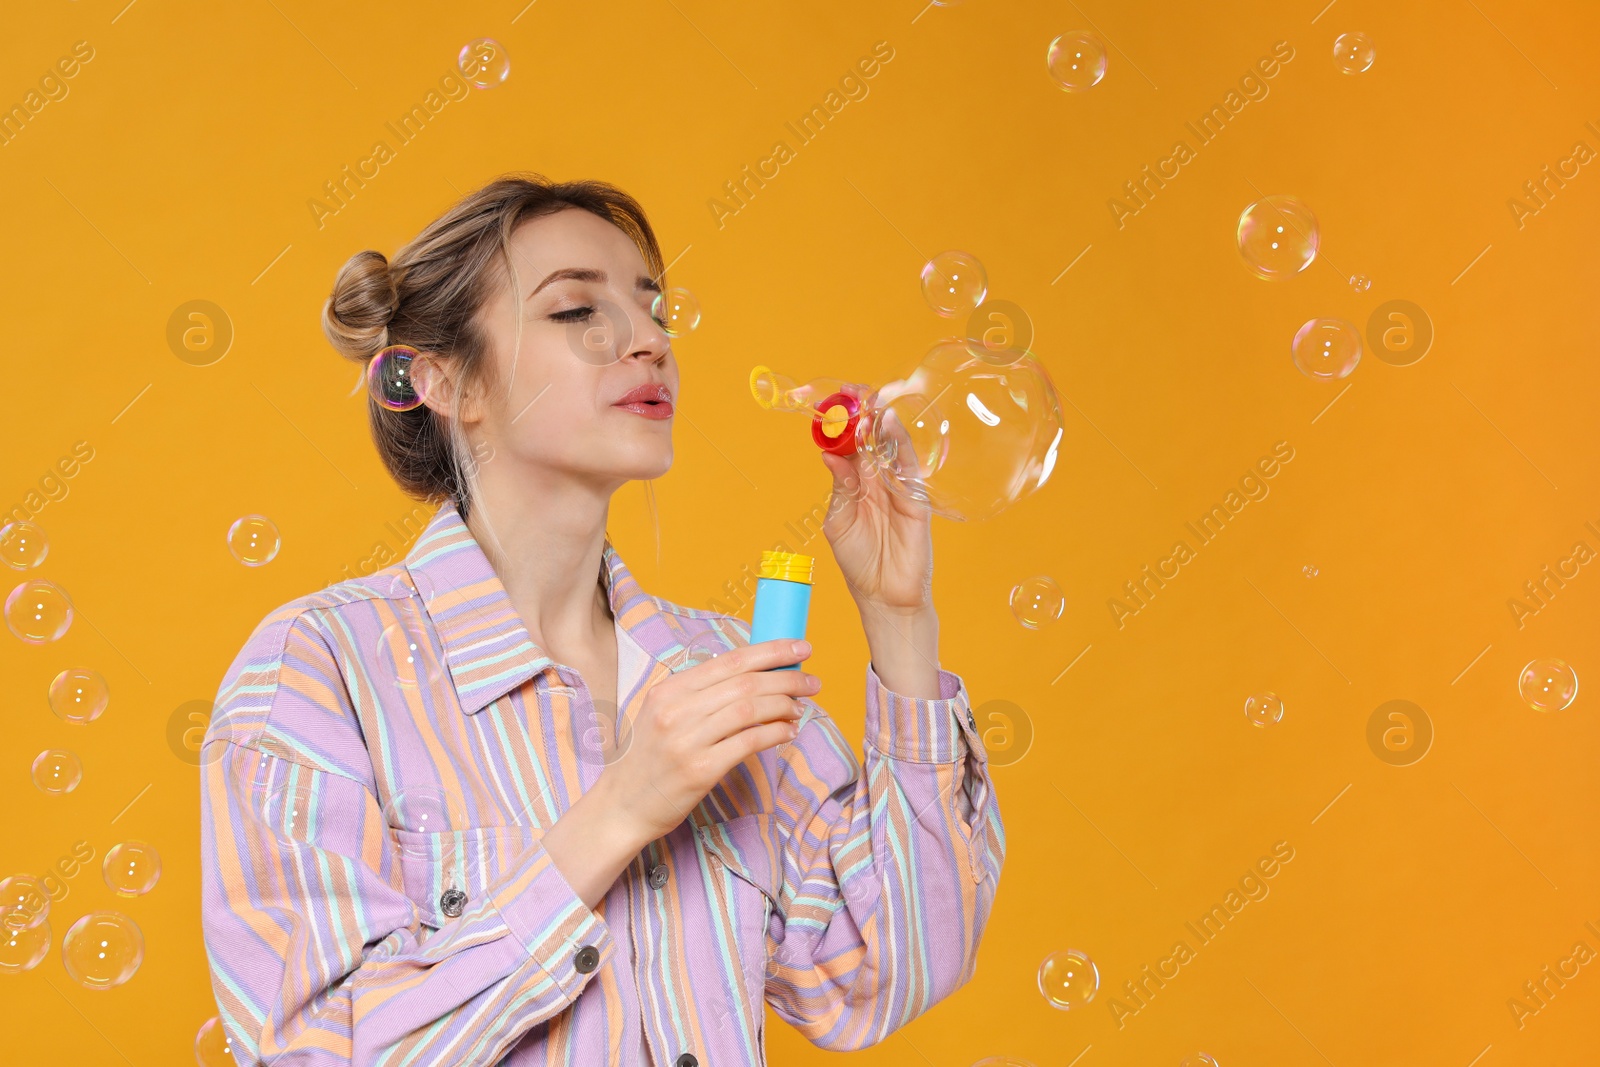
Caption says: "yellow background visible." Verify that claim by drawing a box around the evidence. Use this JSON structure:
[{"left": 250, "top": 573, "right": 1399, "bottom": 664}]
[{"left": 4, "top": 0, "right": 1598, "bottom": 1063}]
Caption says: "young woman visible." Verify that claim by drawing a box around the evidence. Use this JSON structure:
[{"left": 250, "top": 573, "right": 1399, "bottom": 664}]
[{"left": 200, "top": 175, "right": 1004, "bottom": 1066}]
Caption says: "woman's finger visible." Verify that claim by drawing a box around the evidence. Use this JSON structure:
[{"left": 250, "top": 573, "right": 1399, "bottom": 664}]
[
  {"left": 821, "top": 450, "right": 867, "bottom": 529},
  {"left": 698, "top": 694, "right": 802, "bottom": 746},
  {"left": 676, "top": 638, "right": 811, "bottom": 690},
  {"left": 686, "top": 665, "right": 820, "bottom": 721},
  {"left": 710, "top": 717, "right": 805, "bottom": 768}
]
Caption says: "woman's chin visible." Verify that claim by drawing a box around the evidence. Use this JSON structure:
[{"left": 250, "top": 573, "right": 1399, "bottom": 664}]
[{"left": 622, "top": 448, "right": 673, "bottom": 483}]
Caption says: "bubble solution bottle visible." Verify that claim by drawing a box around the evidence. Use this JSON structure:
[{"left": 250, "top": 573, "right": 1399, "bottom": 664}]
[
  {"left": 750, "top": 340, "right": 1065, "bottom": 522},
  {"left": 749, "top": 551, "right": 813, "bottom": 671}
]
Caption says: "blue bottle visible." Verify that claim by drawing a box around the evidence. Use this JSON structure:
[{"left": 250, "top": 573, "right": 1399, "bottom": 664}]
[{"left": 749, "top": 550, "right": 814, "bottom": 670}]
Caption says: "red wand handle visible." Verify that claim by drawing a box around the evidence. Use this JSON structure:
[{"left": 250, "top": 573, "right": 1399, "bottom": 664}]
[{"left": 810, "top": 391, "right": 862, "bottom": 456}]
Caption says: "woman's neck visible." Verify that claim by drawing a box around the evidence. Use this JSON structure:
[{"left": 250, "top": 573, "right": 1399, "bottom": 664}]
[{"left": 464, "top": 471, "right": 615, "bottom": 666}]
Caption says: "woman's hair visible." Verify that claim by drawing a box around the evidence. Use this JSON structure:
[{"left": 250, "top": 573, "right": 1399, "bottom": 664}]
[{"left": 321, "top": 173, "right": 665, "bottom": 521}]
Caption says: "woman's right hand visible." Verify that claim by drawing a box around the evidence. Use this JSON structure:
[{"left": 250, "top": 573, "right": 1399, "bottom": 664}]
[{"left": 602, "top": 638, "right": 820, "bottom": 845}]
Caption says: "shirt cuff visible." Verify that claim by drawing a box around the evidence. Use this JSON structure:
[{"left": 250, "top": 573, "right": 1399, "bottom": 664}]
[
  {"left": 864, "top": 663, "right": 983, "bottom": 764},
  {"left": 487, "top": 837, "right": 614, "bottom": 998}
]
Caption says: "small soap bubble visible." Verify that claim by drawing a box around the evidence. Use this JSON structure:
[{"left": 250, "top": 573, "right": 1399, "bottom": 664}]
[
  {"left": 31, "top": 749, "right": 82, "bottom": 794},
  {"left": 378, "top": 619, "right": 445, "bottom": 689},
  {"left": 1333, "top": 32, "right": 1375, "bottom": 74},
  {"left": 1518, "top": 658, "right": 1578, "bottom": 712},
  {"left": 651, "top": 288, "right": 702, "bottom": 337},
  {"left": 194, "top": 1016, "right": 236, "bottom": 1067},
  {"left": 258, "top": 774, "right": 317, "bottom": 844},
  {"left": 1009, "top": 576, "right": 1065, "bottom": 629},
  {"left": 921, "top": 250, "right": 988, "bottom": 317},
  {"left": 5, "top": 579, "right": 73, "bottom": 643},
  {"left": 61, "top": 912, "right": 144, "bottom": 990},
  {"left": 0, "top": 919, "right": 50, "bottom": 972},
  {"left": 1302, "top": 565, "right": 1319, "bottom": 578},
  {"left": 1236, "top": 195, "right": 1319, "bottom": 280},
  {"left": 387, "top": 568, "right": 435, "bottom": 603},
  {"left": 1046, "top": 32, "right": 1108, "bottom": 91},
  {"left": 227, "top": 515, "right": 281, "bottom": 567},
  {"left": 49, "top": 668, "right": 110, "bottom": 725},
  {"left": 1349, "top": 274, "right": 1371, "bottom": 293},
  {"left": 1244, "top": 692, "right": 1284, "bottom": 727},
  {"left": 1038, "top": 948, "right": 1099, "bottom": 1010},
  {"left": 669, "top": 628, "right": 749, "bottom": 672},
  {"left": 0, "top": 521, "right": 48, "bottom": 569},
  {"left": 368, "top": 345, "right": 429, "bottom": 412},
  {"left": 0, "top": 874, "right": 49, "bottom": 931},
  {"left": 1291, "top": 318, "right": 1363, "bottom": 380},
  {"left": 103, "top": 841, "right": 161, "bottom": 897},
  {"left": 458, "top": 38, "right": 511, "bottom": 89},
  {"left": 383, "top": 788, "right": 471, "bottom": 879},
  {"left": 1180, "top": 1055, "right": 1221, "bottom": 1067},
  {"left": 383, "top": 787, "right": 460, "bottom": 845}
]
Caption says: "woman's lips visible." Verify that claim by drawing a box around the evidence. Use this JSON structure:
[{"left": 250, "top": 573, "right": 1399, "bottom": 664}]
[
  {"left": 613, "top": 399, "right": 674, "bottom": 420},
  {"left": 612, "top": 384, "right": 674, "bottom": 420}
]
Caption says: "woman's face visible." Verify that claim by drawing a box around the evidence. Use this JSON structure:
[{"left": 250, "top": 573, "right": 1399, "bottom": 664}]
[{"left": 454, "top": 207, "right": 677, "bottom": 493}]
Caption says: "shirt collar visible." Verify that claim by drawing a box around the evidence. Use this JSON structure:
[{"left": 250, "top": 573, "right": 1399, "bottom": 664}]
[{"left": 402, "top": 500, "right": 699, "bottom": 714}]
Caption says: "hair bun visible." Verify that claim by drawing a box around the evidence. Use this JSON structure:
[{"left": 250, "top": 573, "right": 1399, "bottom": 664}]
[{"left": 322, "top": 249, "right": 399, "bottom": 361}]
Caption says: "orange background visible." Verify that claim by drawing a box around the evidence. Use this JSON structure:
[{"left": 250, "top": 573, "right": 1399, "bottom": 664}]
[{"left": 4, "top": 0, "right": 1599, "bottom": 1064}]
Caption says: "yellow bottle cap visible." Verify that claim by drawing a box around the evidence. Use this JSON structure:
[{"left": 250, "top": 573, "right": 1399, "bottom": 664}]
[{"left": 758, "top": 550, "right": 814, "bottom": 584}]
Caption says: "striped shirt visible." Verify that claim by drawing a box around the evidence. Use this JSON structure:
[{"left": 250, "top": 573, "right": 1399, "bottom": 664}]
[{"left": 200, "top": 501, "right": 1004, "bottom": 1066}]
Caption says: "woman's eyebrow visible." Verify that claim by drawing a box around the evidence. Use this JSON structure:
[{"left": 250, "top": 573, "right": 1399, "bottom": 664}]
[
  {"left": 526, "top": 267, "right": 605, "bottom": 300},
  {"left": 524, "top": 268, "right": 661, "bottom": 299}
]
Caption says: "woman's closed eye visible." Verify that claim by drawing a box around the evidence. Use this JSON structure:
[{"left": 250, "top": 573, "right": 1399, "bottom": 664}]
[{"left": 549, "top": 305, "right": 596, "bottom": 323}]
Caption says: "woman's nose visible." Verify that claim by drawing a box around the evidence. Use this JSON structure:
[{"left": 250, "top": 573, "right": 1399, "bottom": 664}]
[{"left": 625, "top": 304, "right": 671, "bottom": 362}]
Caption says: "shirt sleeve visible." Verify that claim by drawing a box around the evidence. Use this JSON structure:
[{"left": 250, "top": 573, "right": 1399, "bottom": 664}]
[
  {"left": 761, "top": 662, "right": 1005, "bottom": 1049},
  {"left": 199, "top": 609, "right": 613, "bottom": 1066}
]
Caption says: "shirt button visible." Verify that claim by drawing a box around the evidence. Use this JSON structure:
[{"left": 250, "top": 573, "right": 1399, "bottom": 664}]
[
  {"left": 966, "top": 709, "right": 977, "bottom": 730},
  {"left": 574, "top": 945, "right": 600, "bottom": 974},
  {"left": 648, "top": 864, "right": 670, "bottom": 890},
  {"left": 674, "top": 1054, "right": 698, "bottom": 1067},
  {"left": 439, "top": 888, "right": 467, "bottom": 918}
]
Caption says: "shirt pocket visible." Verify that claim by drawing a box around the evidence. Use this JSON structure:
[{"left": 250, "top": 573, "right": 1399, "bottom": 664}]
[
  {"left": 392, "top": 823, "right": 539, "bottom": 930},
  {"left": 696, "top": 813, "right": 782, "bottom": 1008}
]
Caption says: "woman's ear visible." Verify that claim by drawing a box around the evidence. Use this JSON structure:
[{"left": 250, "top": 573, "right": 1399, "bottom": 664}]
[{"left": 417, "top": 354, "right": 483, "bottom": 425}]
